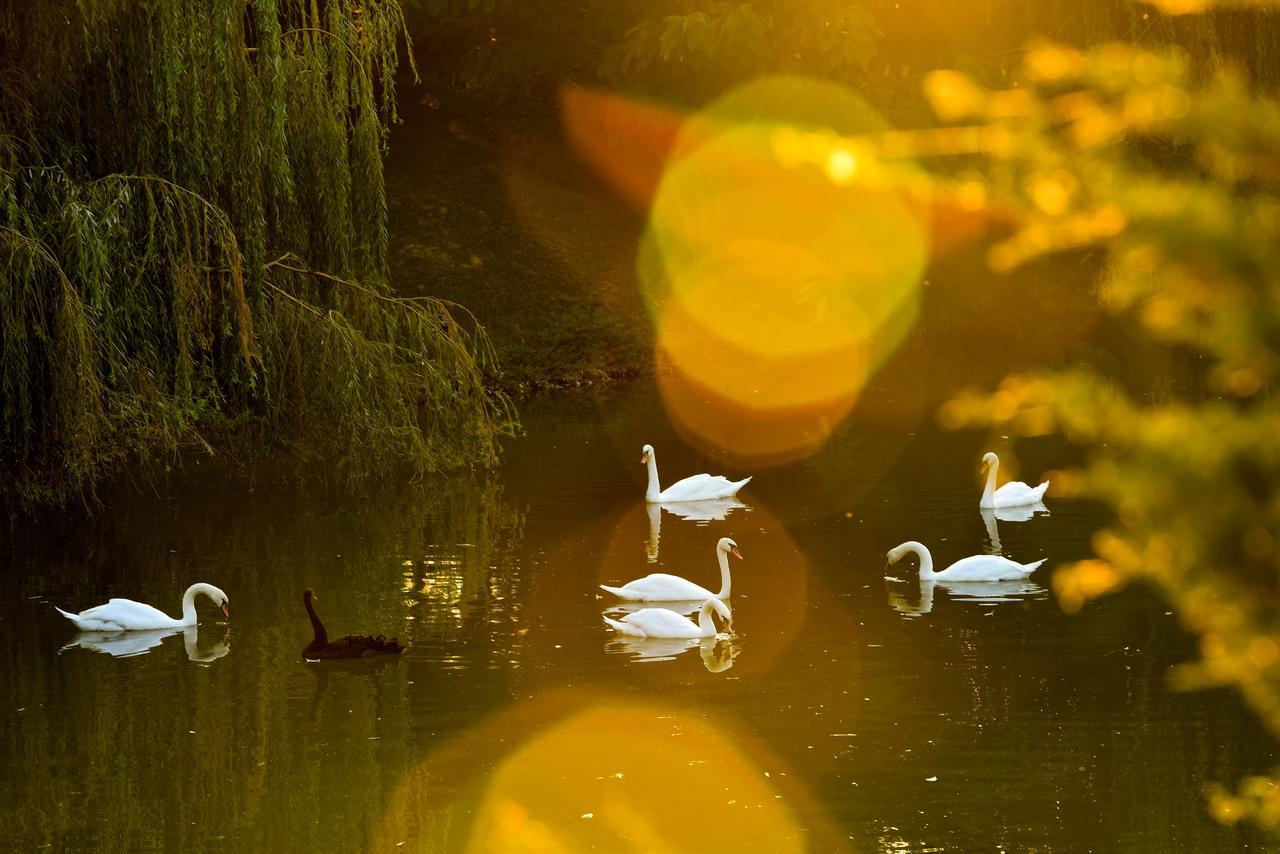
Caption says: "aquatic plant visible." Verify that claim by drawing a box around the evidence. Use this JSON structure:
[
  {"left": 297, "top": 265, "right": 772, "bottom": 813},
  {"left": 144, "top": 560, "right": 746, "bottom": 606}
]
[{"left": 0, "top": 0, "right": 514, "bottom": 505}]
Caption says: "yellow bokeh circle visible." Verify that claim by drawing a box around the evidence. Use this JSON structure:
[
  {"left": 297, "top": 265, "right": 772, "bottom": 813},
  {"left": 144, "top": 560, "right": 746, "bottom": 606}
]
[{"left": 643, "top": 76, "right": 929, "bottom": 466}]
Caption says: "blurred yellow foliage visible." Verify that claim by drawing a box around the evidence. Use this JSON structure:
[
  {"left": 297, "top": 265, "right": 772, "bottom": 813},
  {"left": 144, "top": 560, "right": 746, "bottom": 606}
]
[
  {"left": 920, "top": 11, "right": 1280, "bottom": 828},
  {"left": 1052, "top": 560, "right": 1125, "bottom": 614}
]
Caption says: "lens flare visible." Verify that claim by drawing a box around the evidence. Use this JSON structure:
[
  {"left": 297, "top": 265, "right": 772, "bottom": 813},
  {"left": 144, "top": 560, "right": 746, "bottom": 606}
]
[
  {"left": 373, "top": 691, "right": 850, "bottom": 852},
  {"left": 465, "top": 703, "right": 804, "bottom": 853},
  {"left": 641, "top": 76, "right": 929, "bottom": 466},
  {"left": 561, "top": 86, "right": 685, "bottom": 211}
]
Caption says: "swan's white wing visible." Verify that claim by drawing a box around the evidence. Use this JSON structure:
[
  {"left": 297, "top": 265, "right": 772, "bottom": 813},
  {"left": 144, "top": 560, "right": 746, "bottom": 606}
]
[
  {"left": 614, "top": 607, "right": 702, "bottom": 638},
  {"left": 600, "top": 573, "right": 715, "bottom": 601},
  {"left": 937, "top": 555, "right": 1036, "bottom": 581},
  {"left": 993, "top": 481, "right": 1050, "bottom": 508},
  {"left": 57, "top": 604, "right": 130, "bottom": 632},
  {"left": 69, "top": 598, "right": 178, "bottom": 630},
  {"left": 657, "top": 474, "right": 751, "bottom": 502},
  {"left": 603, "top": 615, "right": 647, "bottom": 637}
]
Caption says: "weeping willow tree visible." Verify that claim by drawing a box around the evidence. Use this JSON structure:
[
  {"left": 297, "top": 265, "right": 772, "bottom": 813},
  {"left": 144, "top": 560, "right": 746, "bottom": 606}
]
[
  {"left": 0, "top": 0, "right": 514, "bottom": 505},
  {"left": 905, "top": 0, "right": 1280, "bottom": 827}
]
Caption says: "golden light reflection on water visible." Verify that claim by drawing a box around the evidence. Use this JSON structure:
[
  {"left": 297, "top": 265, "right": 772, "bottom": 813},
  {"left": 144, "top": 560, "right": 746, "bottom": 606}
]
[
  {"left": 374, "top": 692, "right": 837, "bottom": 854},
  {"left": 466, "top": 703, "right": 804, "bottom": 853}
]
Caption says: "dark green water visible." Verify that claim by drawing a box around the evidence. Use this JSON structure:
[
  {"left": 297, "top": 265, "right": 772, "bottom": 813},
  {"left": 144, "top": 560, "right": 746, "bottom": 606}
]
[{"left": 0, "top": 382, "right": 1272, "bottom": 852}]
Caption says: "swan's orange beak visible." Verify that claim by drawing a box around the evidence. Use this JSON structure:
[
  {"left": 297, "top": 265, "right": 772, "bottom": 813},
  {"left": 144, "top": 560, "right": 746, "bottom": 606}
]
[
  {"left": 220, "top": 602, "right": 230, "bottom": 619},
  {"left": 725, "top": 620, "right": 734, "bottom": 633},
  {"left": 730, "top": 546, "right": 742, "bottom": 559},
  {"left": 640, "top": 451, "right": 649, "bottom": 464}
]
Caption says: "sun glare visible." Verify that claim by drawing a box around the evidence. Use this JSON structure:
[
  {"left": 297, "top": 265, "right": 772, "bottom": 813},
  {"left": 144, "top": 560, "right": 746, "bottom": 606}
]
[
  {"left": 638, "top": 77, "right": 929, "bottom": 466},
  {"left": 464, "top": 704, "right": 805, "bottom": 853}
]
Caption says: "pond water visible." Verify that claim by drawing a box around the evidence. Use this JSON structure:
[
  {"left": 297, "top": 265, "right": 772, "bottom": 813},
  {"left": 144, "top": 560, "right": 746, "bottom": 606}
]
[{"left": 0, "top": 382, "right": 1273, "bottom": 852}]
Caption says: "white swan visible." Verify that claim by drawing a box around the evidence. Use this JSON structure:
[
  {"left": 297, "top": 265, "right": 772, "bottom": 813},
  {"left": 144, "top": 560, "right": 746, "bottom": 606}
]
[
  {"left": 642, "top": 444, "right": 751, "bottom": 503},
  {"left": 887, "top": 541, "right": 1046, "bottom": 581},
  {"left": 601, "top": 537, "right": 741, "bottom": 601},
  {"left": 980, "top": 451, "right": 1049, "bottom": 509},
  {"left": 603, "top": 598, "right": 733, "bottom": 639},
  {"left": 55, "top": 583, "right": 230, "bottom": 631}
]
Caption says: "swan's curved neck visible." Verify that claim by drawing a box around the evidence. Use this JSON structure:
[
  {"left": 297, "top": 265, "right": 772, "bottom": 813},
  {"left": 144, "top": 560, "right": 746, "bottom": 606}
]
[
  {"left": 903, "top": 542, "right": 937, "bottom": 579},
  {"left": 715, "top": 548, "right": 732, "bottom": 598},
  {"left": 645, "top": 453, "right": 661, "bottom": 500},
  {"left": 981, "top": 457, "right": 999, "bottom": 507},
  {"left": 304, "top": 596, "right": 327, "bottom": 647},
  {"left": 698, "top": 602, "right": 720, "bottom": 636},
  {"left": 180, "top": 584, "right": 204, "bottom": 626}
]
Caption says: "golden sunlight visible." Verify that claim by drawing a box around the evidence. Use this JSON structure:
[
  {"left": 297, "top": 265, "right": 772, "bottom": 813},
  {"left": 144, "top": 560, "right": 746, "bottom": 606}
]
[
  {"left": 641, "top": 76, "right": 929, "bottom": 466},
  {"left": 464, "top": 703, "right": 805, "bottom": 853}
]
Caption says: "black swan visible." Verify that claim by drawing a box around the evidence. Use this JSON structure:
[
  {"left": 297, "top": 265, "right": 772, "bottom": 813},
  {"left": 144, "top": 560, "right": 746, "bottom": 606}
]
[{"left": 302, "top": 589, "right": 403, "bottom": 659}]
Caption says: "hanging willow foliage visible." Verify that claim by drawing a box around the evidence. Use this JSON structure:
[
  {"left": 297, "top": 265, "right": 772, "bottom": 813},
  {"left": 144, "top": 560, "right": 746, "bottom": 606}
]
[{"left": 0, "top": 0, "right": 515, "bottom": 504}]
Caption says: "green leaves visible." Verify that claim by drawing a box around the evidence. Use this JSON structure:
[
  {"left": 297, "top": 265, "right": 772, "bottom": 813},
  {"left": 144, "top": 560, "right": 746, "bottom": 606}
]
[
  {"left": 659, "top": 12, "right": 715, "bottom": 65},
  {"left": 0, "top": 1, "right": 514, "bottom": 505},
  {"left": 801, "top": 4, "right": 879, "bottom": 75}
]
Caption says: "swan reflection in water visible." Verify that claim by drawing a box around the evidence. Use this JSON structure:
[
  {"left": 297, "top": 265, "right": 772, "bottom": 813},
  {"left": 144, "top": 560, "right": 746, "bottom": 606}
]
[
  {"left": 980, "top": 502, "right": 1049, "bottom": 554},
  {"left": 606, "top": 634, "right": 741, "bottom": 672},
  {"left": 605, "top": 598, "right": 710, "bottom": 616},
  {"left": 646, "top": 497, "right": 748, "bottom": 562},
  {"left": 886, "top": 577, "right": 1048, "bottom": 617},
  {"left": 304, "top": 652, "right": 402, "bottom": 722},
  {"left": 60, "top": 626, "right": 231, "bottom": 662}
]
